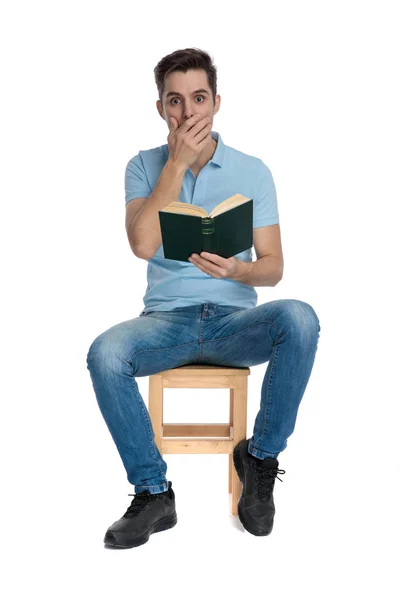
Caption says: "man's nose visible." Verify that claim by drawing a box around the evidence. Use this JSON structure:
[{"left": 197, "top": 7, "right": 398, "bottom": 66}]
[{"left": 183, "top": 104, "right": 198, "bottom": 120}]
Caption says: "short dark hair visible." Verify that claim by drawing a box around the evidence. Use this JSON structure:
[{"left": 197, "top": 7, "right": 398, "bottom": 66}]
[{"left": 154, "top": 47, "right": 217, "bottom": 107}]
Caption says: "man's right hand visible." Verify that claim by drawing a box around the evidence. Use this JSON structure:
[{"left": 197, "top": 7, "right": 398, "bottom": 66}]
[{"left": 167, "top": 113, "right": 212, "bottom": 169}]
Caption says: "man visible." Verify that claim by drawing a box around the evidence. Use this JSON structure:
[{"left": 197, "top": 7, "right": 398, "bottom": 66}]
[{"left": 86, "top": 48, "right": 321, "bottom": 549}]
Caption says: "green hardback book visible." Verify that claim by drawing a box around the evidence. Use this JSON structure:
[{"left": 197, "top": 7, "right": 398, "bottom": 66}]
[{"left": 158, "top": 194, "right": 253, "bottom": 262}]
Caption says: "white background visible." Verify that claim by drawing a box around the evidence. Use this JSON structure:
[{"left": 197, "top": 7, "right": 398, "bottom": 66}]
[{"left": 2, "top": 1, "right": 399, "bottom": 598}]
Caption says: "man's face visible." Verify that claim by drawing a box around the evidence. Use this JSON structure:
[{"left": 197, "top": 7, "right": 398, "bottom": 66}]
[{"left": 158, "top": 69, "right": 220, "bottom": 129}]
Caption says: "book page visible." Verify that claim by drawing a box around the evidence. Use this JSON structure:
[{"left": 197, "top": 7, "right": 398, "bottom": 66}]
[
  {"left": 210, "top": 194, "right": 251, "bottom": 217},
  {"left": 159, "top": 194, "right": 251, "bottom": 218},
  {"left": 160, "top": 202, "right": 208, "bottom": 217}
]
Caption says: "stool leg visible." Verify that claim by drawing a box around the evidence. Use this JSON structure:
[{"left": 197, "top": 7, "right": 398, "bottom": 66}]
[
  {"left": 231, "top": 376, "right": 247, "bottom": 516},
  {"left": 148, "top": 374, "right": 164, "bottom": 455},
  {"left": 228, "top": 389, "right": 234, "bottom": 494}
]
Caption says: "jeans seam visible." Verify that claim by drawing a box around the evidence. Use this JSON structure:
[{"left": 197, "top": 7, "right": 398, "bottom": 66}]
[
  {"left": 132, "top": 340, "right": 201, "bottom": 361},
  {"left": 201, "top": 319, "right": 283, "bottom": 345},
  {"left": 133, "top": 379, "right": 169, "bottom": 483},
  {"left": 253, "top": 342, "right": 280, "bottom": 450}
]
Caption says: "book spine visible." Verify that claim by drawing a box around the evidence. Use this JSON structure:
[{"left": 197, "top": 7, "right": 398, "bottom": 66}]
[{"left": 201, "top": 217, "right": 215, "bottom": 252}]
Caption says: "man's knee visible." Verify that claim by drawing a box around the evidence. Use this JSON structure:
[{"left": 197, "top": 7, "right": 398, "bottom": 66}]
[
  {"left": 86, "top": 330, "right": 126, "bottom": 373},
  {"left": 290, "top": 300, "right": 321, "bottom": 336},
  {"left": 277, "top": 299, "right": 321, "bottom": 336}
]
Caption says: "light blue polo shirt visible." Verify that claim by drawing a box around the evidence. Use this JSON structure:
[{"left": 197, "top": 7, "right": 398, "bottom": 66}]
[{"left": 125, "top": 130, "right": 279, "bottom": 313}]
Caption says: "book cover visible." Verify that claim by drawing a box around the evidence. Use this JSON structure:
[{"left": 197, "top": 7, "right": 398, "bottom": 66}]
[{"left": 159, "top": 198, "right": 253, "bottom": 262}]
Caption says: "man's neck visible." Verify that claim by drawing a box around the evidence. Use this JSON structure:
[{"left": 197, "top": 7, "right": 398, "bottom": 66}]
[{"left": 191, "top": 136, "right": 217, "bottom": 175}]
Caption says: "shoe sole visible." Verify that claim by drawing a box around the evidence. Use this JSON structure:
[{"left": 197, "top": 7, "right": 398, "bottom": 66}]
[
  {"left": 238, "top": 504, "right": 273, "bottom": 536},
  {"left": 233, "top": 442, "right": 273, "bottom": 537},
  {"left": 104, "top": 512, "right": 178, "bottom": 549}
]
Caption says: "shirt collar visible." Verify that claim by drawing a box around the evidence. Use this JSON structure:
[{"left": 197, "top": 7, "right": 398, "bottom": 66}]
[{"left": 209, "top": 130, "right": 224, "bottom": 167}]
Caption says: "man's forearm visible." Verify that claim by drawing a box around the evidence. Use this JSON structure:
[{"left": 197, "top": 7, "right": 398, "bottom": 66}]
[
  {"left": 232, "top": 254, "right": 283, "bottom": 287},
  {"left": 130, "top": 159, "right": 187, "bottom": 259}
]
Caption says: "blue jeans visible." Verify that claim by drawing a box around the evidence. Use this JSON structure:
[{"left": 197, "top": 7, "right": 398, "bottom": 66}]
[{"left": 86, "top": 300, "right": 320, "bottom": 494}]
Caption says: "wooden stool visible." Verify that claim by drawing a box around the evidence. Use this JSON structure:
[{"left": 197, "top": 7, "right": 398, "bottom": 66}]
[{"left": 148, "top": 364, "right": 250, "bottom": 515}]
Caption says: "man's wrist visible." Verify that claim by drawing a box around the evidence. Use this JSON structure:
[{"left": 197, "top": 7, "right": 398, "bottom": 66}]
[{"left": 231, "top": 260, "right": 253, "bottom": 284}]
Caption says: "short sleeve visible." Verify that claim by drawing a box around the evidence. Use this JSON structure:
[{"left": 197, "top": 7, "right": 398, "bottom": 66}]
[
  {"left": 125, "top": 153, "right": 152, "bottom": 205},
  {"left": 253, "top": 160, "right": 280, "bottom": 227}
]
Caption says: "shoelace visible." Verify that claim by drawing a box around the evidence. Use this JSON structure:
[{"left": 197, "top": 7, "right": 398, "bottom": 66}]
[
  {"left": 124, "top": 491, "right": 158, "bottom": 518},
  {"left": 251, "top": 462, "right": 286, "bottom": 502}
]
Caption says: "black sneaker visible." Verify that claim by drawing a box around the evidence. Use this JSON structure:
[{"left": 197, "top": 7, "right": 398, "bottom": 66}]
[
  {"left": 233, "top": 439, "right": 285, "bottom": 536},
  {"left": 104, "top": 481, "right": 177, "bottom": 548}
]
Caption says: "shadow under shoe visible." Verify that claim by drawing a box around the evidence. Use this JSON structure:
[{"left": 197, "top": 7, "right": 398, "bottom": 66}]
[
  {"left": 104, "top": 481, "right": 178, "bottom": 549},
  {"left": 233, "top": 439, "right": 285, "bottom": 536}
]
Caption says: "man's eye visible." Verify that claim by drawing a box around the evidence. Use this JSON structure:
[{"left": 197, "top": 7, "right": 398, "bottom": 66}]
[{"left": 170, "top": 95, "right": 205, "bottom": 105}]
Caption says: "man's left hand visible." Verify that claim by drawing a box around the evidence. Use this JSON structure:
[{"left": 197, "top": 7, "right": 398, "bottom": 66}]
[{"left": 188, "top": 251, "right": 248, "bottom": 281}]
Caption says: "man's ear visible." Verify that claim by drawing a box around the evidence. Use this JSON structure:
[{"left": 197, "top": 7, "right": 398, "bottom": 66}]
[
  {"left": 156, "top": 100, "right": 164, "bottom": 119},
  {"left": 213, "top": 94, "right": 221, "bottom": 116}
]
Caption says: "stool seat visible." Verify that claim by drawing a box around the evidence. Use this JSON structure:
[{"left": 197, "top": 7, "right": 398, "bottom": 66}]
[{"left": 148, "top": 364, "right": 250, "bottom": 515}]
